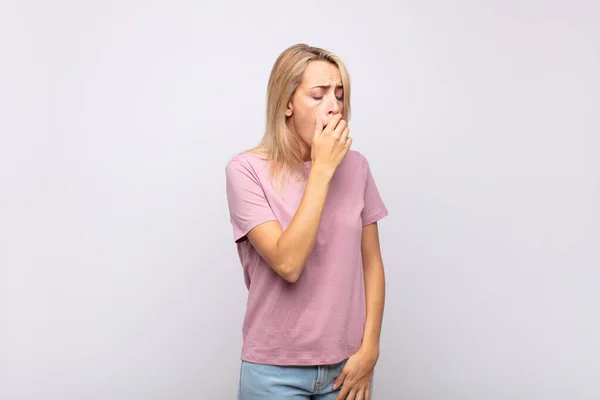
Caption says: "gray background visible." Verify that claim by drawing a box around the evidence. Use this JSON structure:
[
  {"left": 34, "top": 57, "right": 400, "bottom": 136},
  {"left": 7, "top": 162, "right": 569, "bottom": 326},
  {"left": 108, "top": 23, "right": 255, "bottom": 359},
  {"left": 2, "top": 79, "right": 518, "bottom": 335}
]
[{"left": 1, "top": 0, "right": 599, "bottom": 399}]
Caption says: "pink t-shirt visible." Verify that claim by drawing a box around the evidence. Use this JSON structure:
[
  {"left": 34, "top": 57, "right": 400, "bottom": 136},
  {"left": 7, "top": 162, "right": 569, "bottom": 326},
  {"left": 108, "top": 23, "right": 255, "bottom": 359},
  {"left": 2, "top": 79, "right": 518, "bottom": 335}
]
[{"left": 225, "top": 149, "right": 388, "bottom": 366}]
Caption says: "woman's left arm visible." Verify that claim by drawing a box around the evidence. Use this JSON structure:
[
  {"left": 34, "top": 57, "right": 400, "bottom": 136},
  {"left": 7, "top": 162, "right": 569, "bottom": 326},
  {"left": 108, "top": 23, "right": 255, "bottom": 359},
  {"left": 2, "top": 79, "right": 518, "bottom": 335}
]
[
  {"left": 333, "top": 221, "right": 385, "bottom": 399},
  {"left": 360, "top": 221, "right": 386, "bottom": 355}
]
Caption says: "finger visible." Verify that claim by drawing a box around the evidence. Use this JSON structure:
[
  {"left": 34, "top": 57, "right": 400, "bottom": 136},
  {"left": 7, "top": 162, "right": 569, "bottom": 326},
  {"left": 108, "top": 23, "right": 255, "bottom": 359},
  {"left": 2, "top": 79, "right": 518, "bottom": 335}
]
[
  {"left": 336, "top": 384, "right": 350, "bottom": 400},
  {"left": 356, "top": 387, "right": 365, "bottom": 400},
  {"left": 313, "top": 117, "right": 323, "bottom": 138},
  {"left": 339, "top": 127, "right": 350, "bottom": 142},
  {"left": 332, "top": 119, "right": 347, "bottom": 138},
  {"left": 343, "top": 136, "right": 352, "bottom": 148},
  {"left": 365, "top": 385, "right": 371, "bottom": 400},
  {"left": 325, "top": 113, "right": 344, "bottom": 135},
  {"left": 332, "top": 369, "right": 348, "bottom": 390},
  {"left": 346, "top": 387, "right": 357, "bottom": 400}
]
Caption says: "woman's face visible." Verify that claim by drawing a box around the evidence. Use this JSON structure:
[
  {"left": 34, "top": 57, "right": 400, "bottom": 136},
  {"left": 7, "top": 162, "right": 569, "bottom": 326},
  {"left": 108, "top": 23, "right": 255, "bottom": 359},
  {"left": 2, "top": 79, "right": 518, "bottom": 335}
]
[{"left": 285, "top": 60, "right": 345, "bottom": 157}]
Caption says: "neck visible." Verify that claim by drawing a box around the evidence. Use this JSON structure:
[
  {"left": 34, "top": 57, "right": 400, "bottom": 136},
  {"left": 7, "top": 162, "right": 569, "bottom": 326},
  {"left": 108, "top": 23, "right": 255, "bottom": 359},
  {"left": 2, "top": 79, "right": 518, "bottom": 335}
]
[
  {"left": 288, "top": 123, "right": 311, "bottom": 162},
  {"left": 298, "top": 141, "right": 311, "bottom": 162}
]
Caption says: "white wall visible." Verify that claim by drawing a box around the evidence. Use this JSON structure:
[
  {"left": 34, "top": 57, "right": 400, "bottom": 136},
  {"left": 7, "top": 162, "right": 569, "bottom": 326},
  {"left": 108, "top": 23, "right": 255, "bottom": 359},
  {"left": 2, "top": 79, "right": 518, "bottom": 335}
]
[{"left": 1, "top": 1, "right": 599, "bottom": 399}]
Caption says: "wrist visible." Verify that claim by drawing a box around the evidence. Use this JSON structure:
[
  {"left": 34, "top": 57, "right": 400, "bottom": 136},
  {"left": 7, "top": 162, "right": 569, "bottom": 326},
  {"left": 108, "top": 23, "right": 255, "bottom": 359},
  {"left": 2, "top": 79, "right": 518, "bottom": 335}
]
[
  {"left": 358, "top": 343, "right": 380, "bottom": 366},
  {"left": 360, "top": 339, "right": 380, "bottom": 356},
  {"left": 309, "top": 164, "right": 334, "bottom": 182}
]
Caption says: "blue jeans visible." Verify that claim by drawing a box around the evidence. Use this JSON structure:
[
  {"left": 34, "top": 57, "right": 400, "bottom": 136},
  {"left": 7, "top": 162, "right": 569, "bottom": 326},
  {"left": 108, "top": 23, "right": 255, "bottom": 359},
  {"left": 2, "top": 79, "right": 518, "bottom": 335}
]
[{"left": 239, "top": 358, "right": 352, "bottom": 399}]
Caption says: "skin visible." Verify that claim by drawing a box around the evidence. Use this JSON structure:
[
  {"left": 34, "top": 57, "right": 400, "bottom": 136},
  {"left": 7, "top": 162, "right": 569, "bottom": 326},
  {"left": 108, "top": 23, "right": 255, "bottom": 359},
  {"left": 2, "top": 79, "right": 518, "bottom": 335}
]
[
  {"left": 332, "top": 221, "right": 385, "bottom": 400},
  {"left": 247, "top": 60, "right": 386, "bottom": 400},
  {"left": 284, "top": 59, "right": 347, "bottom": 161}
]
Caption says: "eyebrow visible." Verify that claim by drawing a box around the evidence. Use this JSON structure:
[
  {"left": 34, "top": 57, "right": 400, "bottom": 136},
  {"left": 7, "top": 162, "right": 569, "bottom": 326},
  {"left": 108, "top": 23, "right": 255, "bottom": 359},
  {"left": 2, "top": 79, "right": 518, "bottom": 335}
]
[{"left": 310, "top": 84, "right": 343, "bottom": 90}]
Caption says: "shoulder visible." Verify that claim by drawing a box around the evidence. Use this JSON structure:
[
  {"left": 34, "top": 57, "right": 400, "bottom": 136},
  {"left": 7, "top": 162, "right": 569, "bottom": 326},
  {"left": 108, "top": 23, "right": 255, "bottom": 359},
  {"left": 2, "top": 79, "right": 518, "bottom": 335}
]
[
  {"left": 226, "top": 151, "right": 267, "bottom": 173},
  {"left": 225, "top": 151, "right": 271, "bottom": 187},
  {"left": 345, "top": 149, "right": 368, "bottom": 162},
  {"left": 343, "top": 149, "right": 370, "bottom": 172}
]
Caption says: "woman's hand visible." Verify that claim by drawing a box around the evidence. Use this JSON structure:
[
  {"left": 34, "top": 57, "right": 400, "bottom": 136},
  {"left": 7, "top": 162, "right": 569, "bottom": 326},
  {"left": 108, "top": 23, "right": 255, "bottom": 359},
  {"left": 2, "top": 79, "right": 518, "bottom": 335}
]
[
  {"left": 333, "top": 346, "right": 379, "bottom": 400},
  {"left": 310, "top": 113, "right": 351, "bottom": 175}
]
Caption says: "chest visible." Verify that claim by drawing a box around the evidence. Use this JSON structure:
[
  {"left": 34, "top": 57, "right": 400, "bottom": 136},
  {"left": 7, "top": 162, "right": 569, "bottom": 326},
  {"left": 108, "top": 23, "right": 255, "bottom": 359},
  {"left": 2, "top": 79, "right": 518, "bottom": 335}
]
[{"left": 267, "top": 167, "right": 366, "bottom": 241}]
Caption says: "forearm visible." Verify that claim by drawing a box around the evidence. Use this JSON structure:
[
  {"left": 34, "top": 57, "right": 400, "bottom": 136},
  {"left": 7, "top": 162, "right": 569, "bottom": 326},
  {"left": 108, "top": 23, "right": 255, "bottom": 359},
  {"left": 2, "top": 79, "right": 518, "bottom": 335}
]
[
  {"left": 276, "top": 166, "right": 333, "bottom": 280},
  {"left": 361, "top": 261, "right": 385, "bottom": 353}
]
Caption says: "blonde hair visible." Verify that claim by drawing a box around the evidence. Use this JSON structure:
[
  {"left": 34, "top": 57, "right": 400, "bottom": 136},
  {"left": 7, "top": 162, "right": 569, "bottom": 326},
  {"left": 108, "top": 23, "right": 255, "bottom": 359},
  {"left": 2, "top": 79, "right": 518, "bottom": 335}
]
[{"left": 248, "top": 43, "right": 352, "bottom": 191}]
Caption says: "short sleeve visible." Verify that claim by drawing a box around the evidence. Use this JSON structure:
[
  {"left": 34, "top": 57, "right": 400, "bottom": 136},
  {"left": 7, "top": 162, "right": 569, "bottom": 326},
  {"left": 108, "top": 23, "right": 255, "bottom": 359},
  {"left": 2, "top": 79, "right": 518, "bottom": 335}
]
[
  {"left": 225, "top": 159, "right": 278, "bottom": 243},
  {"left": 360, "top": 155, "right": 389, "bottom": 226}
]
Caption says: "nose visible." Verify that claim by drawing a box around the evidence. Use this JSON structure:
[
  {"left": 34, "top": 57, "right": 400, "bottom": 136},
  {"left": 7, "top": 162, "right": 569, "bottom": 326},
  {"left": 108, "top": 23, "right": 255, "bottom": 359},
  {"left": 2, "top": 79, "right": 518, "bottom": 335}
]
[{"left": 326, "top": 94, "right": 341, "bottom": 116}]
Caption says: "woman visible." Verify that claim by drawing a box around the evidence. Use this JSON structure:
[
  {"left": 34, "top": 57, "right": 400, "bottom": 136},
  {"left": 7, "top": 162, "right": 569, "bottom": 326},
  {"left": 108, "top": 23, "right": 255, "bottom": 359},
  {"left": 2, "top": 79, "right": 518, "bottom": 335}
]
[{"left": 225, "top": 43, "right": 388, "bottom": 400}]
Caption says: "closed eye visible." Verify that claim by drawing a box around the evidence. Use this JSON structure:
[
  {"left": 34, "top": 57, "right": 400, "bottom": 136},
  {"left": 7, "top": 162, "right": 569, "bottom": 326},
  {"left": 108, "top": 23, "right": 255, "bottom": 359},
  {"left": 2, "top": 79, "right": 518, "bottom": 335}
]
[{"left": 313, "top": 96, "right": 344, "bottom": 101}]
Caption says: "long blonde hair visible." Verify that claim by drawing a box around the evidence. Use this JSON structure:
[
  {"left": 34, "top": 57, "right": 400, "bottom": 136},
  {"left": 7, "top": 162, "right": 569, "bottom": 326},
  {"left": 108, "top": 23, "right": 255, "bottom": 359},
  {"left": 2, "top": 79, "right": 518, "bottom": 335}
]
[{"left": 249, "top": 44, "right": 352, "bottom": 191}]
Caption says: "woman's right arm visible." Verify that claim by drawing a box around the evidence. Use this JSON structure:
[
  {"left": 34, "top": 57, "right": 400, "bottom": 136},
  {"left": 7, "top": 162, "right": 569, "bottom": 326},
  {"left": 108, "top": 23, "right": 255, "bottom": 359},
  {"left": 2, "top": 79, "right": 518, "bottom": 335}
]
[
  {"left": 247, "top": 165, "right": 332, "bottom": 283},
  {"left": 247, "top": 114, "right": 351, "bottom": 283}
]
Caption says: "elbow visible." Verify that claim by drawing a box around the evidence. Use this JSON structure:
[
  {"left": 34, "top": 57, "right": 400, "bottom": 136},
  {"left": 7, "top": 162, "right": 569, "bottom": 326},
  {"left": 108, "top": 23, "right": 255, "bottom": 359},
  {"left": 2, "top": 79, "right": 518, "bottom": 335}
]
[
  {"left": 278, "top": 262, "right": 302, "bottom": 283},
  {"left": 273, "top": 241, "right": 304, "bottom": 283},
  {"left": 285, "top": 271, "right": 301, "bottom": 283}
]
